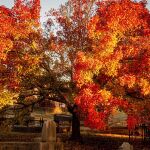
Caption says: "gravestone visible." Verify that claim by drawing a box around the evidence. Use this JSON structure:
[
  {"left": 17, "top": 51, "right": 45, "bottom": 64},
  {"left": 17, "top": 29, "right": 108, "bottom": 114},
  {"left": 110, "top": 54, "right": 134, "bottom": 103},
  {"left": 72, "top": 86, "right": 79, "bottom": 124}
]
[
  {"left": 0, "top": 120, "right": 63, "bottom": 150},
  {"left": 41, "top": 120, "right": 56, "bottom": 142},
  {"left": 119, "top": 142, "right": 133, "bottom": 150},
  {"left": 40, "top": 120, "right": 63, "bottom": 150}
]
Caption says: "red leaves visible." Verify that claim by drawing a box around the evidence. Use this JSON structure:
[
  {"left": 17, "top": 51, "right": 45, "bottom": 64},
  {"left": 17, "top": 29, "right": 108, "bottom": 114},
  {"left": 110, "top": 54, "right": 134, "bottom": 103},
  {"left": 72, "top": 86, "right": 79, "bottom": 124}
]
[
  {"left": 13, "top": 0, "right": 40, "bottom": 24},
  {"left": 0, "top": 6, "right": 12, "bottom": 16},
  {"left": 31, "top": 0, "right": 40, "bottom": 22},
  {"left": 127, "top": 115, "right": 139, "bottom": 130},
  {"left": 84, "top": 111, "right": 107, "bottom": 130},
  {"left": 73, "top": 0, "right": 150, "bottom": 130},
  {"left": 74, "top": 82, "right": 130, "bottom": 129}
]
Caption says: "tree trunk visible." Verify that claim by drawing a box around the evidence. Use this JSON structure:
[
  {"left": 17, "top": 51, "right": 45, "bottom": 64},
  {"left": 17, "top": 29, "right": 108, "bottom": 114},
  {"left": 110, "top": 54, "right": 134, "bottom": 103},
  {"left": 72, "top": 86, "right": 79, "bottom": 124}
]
[
  {"left": 68, "top": 104, "right": 81, "bottom": 140},
  {"left": 71, "top": 110, "right": 80, "bottom": 140}
]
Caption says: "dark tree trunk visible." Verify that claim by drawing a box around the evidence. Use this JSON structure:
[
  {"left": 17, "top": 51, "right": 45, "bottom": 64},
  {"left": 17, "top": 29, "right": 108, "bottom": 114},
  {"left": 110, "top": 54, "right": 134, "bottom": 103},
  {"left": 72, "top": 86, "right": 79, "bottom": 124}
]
[
  {"left": 71, "top": 110, "right": 80, "bottom": 140},
  {"left": 68, "top": 104, "right": 81, "bottom": 140}
]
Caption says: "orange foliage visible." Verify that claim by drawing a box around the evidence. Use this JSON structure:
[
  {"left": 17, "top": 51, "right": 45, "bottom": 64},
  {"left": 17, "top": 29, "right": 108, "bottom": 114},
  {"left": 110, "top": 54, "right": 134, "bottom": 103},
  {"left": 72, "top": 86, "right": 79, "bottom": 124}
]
[
  {"left": 0, "top": 0, "right": 41, "bottom": 91},
  {"left": 0, "top": 0, "right": 149, "bottom": 130}
]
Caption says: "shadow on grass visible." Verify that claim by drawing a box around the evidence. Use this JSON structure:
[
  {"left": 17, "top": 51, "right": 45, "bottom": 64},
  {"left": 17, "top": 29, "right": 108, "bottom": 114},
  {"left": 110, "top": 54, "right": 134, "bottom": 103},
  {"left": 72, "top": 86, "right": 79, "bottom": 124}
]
[{"left": 58, "top": 133, "right": 150, "bottom": 150}]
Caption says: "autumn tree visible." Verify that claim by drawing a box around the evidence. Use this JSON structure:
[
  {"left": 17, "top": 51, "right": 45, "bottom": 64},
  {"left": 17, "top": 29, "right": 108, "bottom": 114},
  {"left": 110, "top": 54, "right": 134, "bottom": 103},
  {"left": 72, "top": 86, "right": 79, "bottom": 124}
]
[
  {"left": 39, "top": 0, "right": 150, "bottom": 139},
  {"left": 74, "top": 0, "right": 150, "bottom": 130},
  {"left": 0, "top": 0, "right": 41, "bottom": 108},
  {"left": 46, "top": 0, "right": 98, "bottom": 139},
  {"left": 0, "top": 0, "right": 150, "bottom": 141}
]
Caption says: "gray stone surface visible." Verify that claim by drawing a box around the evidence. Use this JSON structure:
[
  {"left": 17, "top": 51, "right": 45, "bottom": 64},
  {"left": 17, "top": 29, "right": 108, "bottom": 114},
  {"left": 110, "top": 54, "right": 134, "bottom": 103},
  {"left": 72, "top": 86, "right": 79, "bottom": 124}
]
[{"left": 119, "top": 142, "right": 133, "bottom": 150}]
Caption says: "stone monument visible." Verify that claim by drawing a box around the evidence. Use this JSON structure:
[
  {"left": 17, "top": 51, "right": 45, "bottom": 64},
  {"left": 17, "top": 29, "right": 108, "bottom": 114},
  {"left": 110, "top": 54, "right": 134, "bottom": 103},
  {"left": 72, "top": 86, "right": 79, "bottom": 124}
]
[
  {"left": 40, "top": 120, "right": 63, "bottom": 150},
  {"left": 0, "top": 120, "right": 63, "bottom": 150},
  {"left": 119, "top": 142, "right": 133, "bottom": 150}
]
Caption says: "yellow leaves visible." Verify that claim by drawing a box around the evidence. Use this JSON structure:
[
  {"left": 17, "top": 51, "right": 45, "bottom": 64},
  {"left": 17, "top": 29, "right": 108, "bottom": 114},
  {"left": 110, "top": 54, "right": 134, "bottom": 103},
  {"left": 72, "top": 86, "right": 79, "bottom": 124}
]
[
  {"left": 140, "top": 78, "right": 149, "bottom": 87},
  {"left": 99, "top": 89, "right": 112, "bottom": 102},
  {"left": 0, "top": 90, "right": 17, "bottom": 109},
  {"left": 139, "top": 78, "right": 150, "bottom": 95},
  {"left": 0, "top": 38, "right": 13, "bottom": 60},
  {"left": 17, "top": 54, "right": 41, "bottom": 76},
  {"left": 4, "top": 39, "right": 13, "bottom": 50},
  {"left": 76, "top": 51, "right": 86, "bottom": 63},
  {"left": 93, "top": 60, "right": 103, "bottom": 75},
  {"left": 17, "top": 64, "right": 23, "bottom": 74},
  {"left": 104, "top": 60, "right": 120, "bottom": 77},
  {"left": 108, "top": 33, "right": 118, "bottom": 50},
  {"left": 31, "top": 41, "right": 37, "bottom": 49},
  {"left": 13, "top": 33, "right": 21, "bottom": 40},
  {"left": 88, "top": 15, "right": 100, "bottom": 39},
  {"left": 83, "top": 71, "right": 93, "bottom": 82},
  {"left": 79, "top": 70, "right": 93, "bottom": 85},
  {"left": 141, "top": 87, "right": 150, "bottom": 96},
  {"left": 99, "top": 33, "right": 118, "bottom": 57},
  {"left": 86, "top": 55, "right": 103, "bottom": 72}
]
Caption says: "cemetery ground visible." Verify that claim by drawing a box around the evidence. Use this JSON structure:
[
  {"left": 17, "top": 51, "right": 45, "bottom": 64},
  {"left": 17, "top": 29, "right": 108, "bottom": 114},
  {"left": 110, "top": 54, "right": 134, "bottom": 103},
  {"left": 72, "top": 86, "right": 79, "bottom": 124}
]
[{"left": 0, "top": 126, "right": 150, "bottom": 150}]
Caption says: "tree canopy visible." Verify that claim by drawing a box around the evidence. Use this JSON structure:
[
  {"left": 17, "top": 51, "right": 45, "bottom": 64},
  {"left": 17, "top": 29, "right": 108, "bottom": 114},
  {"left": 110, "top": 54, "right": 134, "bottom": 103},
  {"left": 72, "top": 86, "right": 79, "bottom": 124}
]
[
  {"left": 0, "top": 0, "right": 41, "bottom": 107},
  {"left": 74, "top": 0, "right": 150, "bottom": 129},
  {"left": 0, "top": 0, "right": 150, "bottom": 131}
]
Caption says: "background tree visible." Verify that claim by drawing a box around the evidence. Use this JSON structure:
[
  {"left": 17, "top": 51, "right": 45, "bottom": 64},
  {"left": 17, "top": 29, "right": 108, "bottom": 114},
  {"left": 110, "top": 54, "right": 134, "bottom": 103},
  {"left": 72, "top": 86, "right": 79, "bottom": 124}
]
[
  {"left": 0, "top": 0, "right": 41, "bottom": 108},
  {"left": 46, "top": 0, "right": 97, "bottom": 139}
]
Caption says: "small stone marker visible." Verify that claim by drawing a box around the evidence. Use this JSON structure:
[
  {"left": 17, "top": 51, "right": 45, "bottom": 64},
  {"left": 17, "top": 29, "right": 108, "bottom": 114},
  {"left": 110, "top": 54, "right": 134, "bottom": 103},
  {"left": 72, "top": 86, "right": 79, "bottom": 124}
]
[
  {"left": 41, "top": 120, "right": 56, "bottom": 142},
  {"left": 119, "top": 142, "right": 133, "bottom": 150}
]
